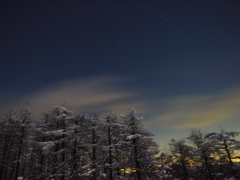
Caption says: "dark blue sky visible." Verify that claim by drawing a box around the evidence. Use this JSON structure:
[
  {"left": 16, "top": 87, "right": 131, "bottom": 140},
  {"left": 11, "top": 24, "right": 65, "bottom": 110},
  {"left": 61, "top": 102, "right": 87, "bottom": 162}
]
[{"left": 1, "top": 0, "right": 240, "bottom": 146}]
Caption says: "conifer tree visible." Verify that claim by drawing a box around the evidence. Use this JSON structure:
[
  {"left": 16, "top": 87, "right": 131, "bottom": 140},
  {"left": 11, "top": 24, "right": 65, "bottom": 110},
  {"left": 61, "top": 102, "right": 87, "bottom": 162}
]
[
  {"left": 0, "top": 109, "right": 18, "bottom": 180},
  {"left": 121, "top": 108, "right": 159, "bottom": 180},
  {"left": 187, "top": 129, "right": 214, "bottom": 180},
  {"left": 205, "top": 129, "right": 240, "bottom": 178},
  {"left": 169, "top": 139, "right": 193, "bottom": 180}
]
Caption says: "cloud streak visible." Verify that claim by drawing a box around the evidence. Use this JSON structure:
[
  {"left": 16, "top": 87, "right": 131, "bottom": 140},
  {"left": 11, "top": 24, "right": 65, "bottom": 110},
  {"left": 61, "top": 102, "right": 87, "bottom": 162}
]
[
  {"left": 1, "top": 75, "right": 240, "bottom": 147},
  {"left": 1, "top": 75, "right": 148, "bottom": 117},
  {"left": 147, "top": 88, "right": 240, "bottom": 130}
]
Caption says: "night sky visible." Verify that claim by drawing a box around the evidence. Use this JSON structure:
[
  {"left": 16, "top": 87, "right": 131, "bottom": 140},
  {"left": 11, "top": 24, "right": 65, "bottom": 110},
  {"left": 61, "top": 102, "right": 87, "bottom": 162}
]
[{"left": 1, "top": 0, "right": 240, "bottom": 147}]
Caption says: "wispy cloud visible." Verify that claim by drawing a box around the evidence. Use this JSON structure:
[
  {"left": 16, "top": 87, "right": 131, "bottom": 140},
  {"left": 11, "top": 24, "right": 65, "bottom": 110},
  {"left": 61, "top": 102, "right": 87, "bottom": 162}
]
[
  {"left": 146, "top": 88, "right": 240, "bottom": 129},
  {"left": 1, "top": 75, "right": 149, "bottom": 117},
  {"left": 2, "top": 75, "right": 240, "bottom": 129},
  {"left": 1, "top": 75, "right": 240, "bottom": 147}
]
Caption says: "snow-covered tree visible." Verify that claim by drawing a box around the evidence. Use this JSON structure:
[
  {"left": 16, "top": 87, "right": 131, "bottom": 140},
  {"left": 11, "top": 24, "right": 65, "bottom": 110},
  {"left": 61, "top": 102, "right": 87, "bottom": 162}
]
[
  {"left": 0, "top": 109, "right": 18, "bottom": 180},
  {"left": 120, "top": 108, "right": 160, "bottom": 180},
  {"left": 169, "top": 139, "right": 194, "bottom": 179},
  {"left": 98, "top": 112, "right": 120, "bottom": 180},
  {"left": 65, "top": 112, "right": 91, "bottom": 180},
  {"left": 16, "top": 104, "right": 34, "bottom": 178},
  {"left": 80, "top": 113, "right": 101, "bottom": 180},
  {"left": 187, "top": 129, "right": 215, "bottom": 180},
  {"left": 33, "top": 106, "right": 75, "bottom": 180},
  {"left": 0, "top": 104, "right": 33, "bottom": 180},
  {"left": 205, "top": 129, "right": 240, "bottom": 178},
  {"left": 80, "top": 111, "right": 126, "bottom": 180}
]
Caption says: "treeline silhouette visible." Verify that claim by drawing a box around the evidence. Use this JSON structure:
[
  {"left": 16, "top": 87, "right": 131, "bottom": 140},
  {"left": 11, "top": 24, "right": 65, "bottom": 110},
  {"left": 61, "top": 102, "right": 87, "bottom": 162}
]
[{"left": 0, "top": 104, "right": 240, "bottom": 180}]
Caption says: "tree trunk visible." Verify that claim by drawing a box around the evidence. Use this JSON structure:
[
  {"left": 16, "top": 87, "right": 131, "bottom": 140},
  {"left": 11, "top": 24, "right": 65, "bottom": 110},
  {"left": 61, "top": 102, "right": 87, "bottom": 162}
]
[
  {"left": 133, "top": 139, "right": 141, "bottom": 180},
  {"left": 108, "top": 125, "right": 113, "bottom": 180},
  {"left": 224, "top": 139, "right": 236, "bottom": 177},
  {"left": 15, "top": 116, "right": 26, "bottom": 180},
  {"left": 202, "top": 153, "right": 214, "bottom": 180},
  {"left": 92, "top": 128, "right": 97, "bottom": 180}
]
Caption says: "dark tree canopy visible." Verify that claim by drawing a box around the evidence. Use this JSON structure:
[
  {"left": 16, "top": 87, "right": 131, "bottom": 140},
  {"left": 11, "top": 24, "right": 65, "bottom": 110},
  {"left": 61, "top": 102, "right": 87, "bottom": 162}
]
[{"left": 0, "top": 105, "right": 240, "bottom": 180}]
